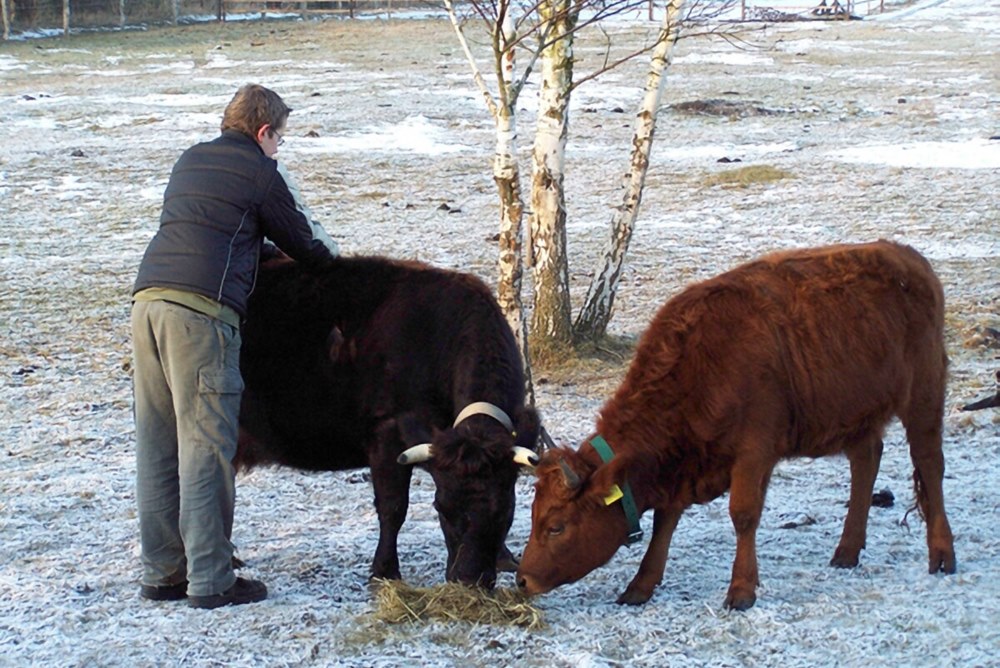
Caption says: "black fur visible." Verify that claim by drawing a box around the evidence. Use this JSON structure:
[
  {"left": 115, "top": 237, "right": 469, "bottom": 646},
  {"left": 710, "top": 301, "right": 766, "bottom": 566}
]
[{"left": 237, "top": 256, "right": 539, "bottom": 588}]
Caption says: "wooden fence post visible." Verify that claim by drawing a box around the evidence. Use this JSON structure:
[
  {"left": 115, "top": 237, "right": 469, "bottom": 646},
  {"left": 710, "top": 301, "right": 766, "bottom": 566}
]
[{"left": 63, "top": 0, "right": 70, "bottom": 35}]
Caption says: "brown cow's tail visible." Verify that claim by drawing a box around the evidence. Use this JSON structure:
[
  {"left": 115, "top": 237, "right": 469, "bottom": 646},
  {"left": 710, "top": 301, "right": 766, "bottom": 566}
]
[{"left": 911, "top": 468, "right": 929, "bottom": 522}]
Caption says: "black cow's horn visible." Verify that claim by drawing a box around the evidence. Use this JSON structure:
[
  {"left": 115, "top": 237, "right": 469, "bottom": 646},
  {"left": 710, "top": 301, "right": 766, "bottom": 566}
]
[
  {"left": 397, "top": 443, "right": 433, "bottom": 465},
  {"left": 512, "top": 446, "right": 539, "bottom": 467}
]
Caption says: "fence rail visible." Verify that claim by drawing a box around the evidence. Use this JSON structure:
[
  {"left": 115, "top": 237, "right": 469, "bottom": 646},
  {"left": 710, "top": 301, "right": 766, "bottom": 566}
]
[
  {"left": 221, "top": 1, "right": 404, "bottom": 19},
  {"left": 738, "top": 0, "right": 888, "bottom": 21},
  {"left": 0, "top": 0, "right": 421, "bottom": 38},
  {"left": 1, "top": 0, "right": 896, "bottom": 40}
]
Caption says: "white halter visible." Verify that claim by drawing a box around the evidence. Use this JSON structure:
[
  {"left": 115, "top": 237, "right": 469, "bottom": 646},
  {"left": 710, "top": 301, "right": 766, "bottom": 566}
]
[
  {"left": 396, "top": 401, "right": 538, "bottom": 467},
  {"left": 453, "top": 401, "right": 515, "bottom": 433}
]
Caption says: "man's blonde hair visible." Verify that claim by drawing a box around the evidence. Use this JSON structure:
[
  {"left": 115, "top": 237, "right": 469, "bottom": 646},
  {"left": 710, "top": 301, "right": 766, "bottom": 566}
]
[{"left": 221, "top": 84, "right": 292, "bottom": 137}]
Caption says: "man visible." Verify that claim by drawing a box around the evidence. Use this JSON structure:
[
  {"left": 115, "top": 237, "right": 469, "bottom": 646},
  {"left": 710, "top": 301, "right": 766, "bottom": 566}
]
[{"left": 131, "top": 84, "right": 338, "bottom": 609}]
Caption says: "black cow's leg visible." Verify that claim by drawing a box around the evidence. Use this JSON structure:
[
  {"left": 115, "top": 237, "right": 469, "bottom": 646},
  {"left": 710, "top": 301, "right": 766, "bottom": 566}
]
[
  {"left": 496, "top": 486, "right": 518, "bottom": 572},
  {"left": 369, "top": 441, "right": 412, "bottom": 581}
]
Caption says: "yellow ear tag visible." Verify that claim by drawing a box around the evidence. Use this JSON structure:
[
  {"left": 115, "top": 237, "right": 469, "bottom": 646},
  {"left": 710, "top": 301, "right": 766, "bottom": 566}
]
[{"left": 603, "top": 484, "right": 624, "bottom": 506}]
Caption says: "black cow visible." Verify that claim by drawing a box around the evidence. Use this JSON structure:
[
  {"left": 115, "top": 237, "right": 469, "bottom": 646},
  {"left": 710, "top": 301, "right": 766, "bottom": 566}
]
[{"left": 236, "top": 256, "right": 540, "bottom": 589}]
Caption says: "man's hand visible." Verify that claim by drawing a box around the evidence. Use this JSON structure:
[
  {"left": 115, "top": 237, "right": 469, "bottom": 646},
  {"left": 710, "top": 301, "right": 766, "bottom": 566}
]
[{"left": 260, "top": 247, "right": 293, "bottom": 270}]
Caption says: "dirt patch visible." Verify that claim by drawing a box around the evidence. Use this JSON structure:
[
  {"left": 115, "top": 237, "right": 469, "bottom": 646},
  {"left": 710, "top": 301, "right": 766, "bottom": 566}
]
[{"left": 670, "top": 98, "right": 789, "bottom": 117}]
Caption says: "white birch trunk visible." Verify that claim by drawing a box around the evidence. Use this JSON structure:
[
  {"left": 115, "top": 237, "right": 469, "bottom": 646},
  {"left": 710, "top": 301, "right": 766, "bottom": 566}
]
[
  {"left": 573, "top": 0, "right": 686, "bottom": 341},
  {"left": 528, "top": 0, "right": 574, "bottom": 352},
  {"left": 494, "top": 13, "right": 534, "bottom": 404},
  {"left": 494, "top": 108, "right": 533, "bottom": 403},
  {"left": 62, "top": 0, "right": 70, "bottom": 35},
  {"left": 1, "top": 0, "right": 9, "bottom": 41},
  {"left": 445, "top": 0, "right": 534, "bottom": 402}
]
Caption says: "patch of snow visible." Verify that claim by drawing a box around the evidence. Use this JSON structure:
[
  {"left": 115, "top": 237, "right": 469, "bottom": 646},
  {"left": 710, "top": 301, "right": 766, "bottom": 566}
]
[
  {"left": 294, "top": 115, "right": 470, "bottom": 155},
  {"left": 830, "top": 138, "right": 1000, "bottom": 169}
]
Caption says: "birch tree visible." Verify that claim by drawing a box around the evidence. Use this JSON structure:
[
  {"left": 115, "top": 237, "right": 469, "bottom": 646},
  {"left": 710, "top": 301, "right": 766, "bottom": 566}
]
[
  {"left": 446, "top": 0, "right": 740, "bottom": 360},
  {"left": 528, "top": 0, "right": 576, "bottom": 356},
  {"left": 445, "top": 0, "right": 648, "bottom": 356},
  {"left": 445, "top": 0, "right": 538, "bottom": 400},
  {"left": 573, "top": 0, "right": 687, "bottom": 340}
]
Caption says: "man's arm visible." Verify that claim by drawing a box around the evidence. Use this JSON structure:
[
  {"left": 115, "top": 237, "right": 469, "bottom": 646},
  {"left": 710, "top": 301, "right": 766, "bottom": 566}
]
[
  {"left": 275, "top": 161, "right": 339, "bottom": 257},
  {"left": 257, "top": 163, "right": 338, "bottom": 266}
]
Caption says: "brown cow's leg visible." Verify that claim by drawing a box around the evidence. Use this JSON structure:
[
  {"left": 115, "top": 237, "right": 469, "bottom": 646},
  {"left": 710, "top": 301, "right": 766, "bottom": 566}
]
[
  {"left": 617, "top": 507, "right": 683, "bottom": 605},
  {"left": 906, "top": 426, "right": 956, "bottom": 574},
  {"left": 831, "top": 436, "right": 883, "bottom": 568},
  {"left": 725, "top": 457, "right": 773, "bottom": 611},
  {"left": 902, "top": 368, "right": 956, "bottom": 575}
]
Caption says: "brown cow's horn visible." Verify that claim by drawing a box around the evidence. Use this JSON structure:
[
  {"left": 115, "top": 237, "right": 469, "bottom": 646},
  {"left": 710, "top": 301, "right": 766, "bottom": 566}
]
[
  {"left": 397, "top": 443, "right": 433, "bottom": 465},
  {"left": 559, "top": 458, "right": 581, "bottom": 490}
]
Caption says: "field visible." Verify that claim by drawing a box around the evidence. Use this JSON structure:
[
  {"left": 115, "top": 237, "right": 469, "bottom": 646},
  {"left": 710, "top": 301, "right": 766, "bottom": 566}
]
[{"left": 1, "top": 2, "right": 998, "bottom": 665}]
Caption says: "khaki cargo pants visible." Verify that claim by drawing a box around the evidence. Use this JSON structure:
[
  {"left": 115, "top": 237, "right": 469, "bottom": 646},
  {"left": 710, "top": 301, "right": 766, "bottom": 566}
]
[{"left": 131, "top": 299, "right": 243, "bottom": 597}]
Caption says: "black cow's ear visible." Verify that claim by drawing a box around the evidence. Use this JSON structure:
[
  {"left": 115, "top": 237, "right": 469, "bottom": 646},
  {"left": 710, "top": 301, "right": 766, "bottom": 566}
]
[
  {"left": 325, "top": 326, "right": 344, "bottom": 363},
  {"left": 513, "top": 407, "right": 541, "bottom": 451},
  {"left": 396, "top": 411, "right": 432, "bottom": 446}
]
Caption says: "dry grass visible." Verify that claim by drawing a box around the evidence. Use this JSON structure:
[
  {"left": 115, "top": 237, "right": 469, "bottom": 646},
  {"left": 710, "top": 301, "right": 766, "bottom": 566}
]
[
  {"left": 703, "top": 164, "right": 795, "bottom": 188},
  {"left": 372, "top": 579, "right": 545, "bottom": 630}
]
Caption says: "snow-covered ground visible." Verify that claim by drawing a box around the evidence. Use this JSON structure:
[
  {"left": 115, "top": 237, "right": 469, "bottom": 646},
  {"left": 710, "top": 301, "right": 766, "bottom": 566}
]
[{"left": 1, "top": 1, "right": 997, "bottom": 665}]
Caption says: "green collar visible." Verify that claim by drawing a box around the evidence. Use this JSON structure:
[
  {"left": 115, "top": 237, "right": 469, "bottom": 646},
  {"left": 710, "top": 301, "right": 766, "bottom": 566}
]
[{"left": 589, "top": 435, "right": 644, "bottom": 545}]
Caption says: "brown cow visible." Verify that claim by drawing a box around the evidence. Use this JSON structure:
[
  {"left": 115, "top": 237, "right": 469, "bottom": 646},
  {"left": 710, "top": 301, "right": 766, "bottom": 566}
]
[{"left": 517, "top": 240, "right": 956, "bottom": 610}]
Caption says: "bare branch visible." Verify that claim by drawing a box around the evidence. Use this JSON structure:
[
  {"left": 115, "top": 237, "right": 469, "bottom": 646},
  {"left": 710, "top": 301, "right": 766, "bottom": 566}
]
[
  {"left": 457, "top": 0, "right": 745, "bottom": 98},
  {"left": 444, "top": 0, "right": 500, "bottom": 119}
]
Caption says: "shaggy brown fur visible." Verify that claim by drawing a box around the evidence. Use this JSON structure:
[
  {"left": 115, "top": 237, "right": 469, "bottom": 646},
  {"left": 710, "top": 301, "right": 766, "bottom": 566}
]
[{"left": 518, "top": 240, "right": 956, "bottom": 610}]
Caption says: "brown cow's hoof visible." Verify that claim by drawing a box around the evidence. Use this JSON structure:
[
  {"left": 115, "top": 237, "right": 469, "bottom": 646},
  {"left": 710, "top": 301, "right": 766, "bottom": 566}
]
[
  {"left": 929, "top": 550, "right": 957, "bottom": 574},
  {"left": 724, "top": 589, "right": 756, "bottom": 611},
  {"left": 829, "top": 547, "right": 861, "bottom": 569}
]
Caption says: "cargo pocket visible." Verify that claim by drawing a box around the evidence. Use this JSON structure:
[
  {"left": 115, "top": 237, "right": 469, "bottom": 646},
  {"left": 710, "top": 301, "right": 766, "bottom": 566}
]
[
  {"left": 200, "top": 368, "right": 244, "bottom": 394},
  {"left": 196, "top": 367, "right": 245, "bottom": 459}
]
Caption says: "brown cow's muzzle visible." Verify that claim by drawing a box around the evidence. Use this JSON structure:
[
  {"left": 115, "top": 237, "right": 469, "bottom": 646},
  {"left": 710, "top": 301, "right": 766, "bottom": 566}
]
[{"left": 514, "top": 571, "right": 553, "bottom": 596}]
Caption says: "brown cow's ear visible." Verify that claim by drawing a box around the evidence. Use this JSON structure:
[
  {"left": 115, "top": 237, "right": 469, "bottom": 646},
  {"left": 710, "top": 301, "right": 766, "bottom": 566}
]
[{"left": 589, "top": 457, "right": 627, "bottom": 506}]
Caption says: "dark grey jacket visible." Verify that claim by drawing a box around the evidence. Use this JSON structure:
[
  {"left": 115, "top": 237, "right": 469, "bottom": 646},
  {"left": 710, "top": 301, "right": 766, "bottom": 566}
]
[{"left": 133, "top": 130, "right": 335, "bottom": 317}]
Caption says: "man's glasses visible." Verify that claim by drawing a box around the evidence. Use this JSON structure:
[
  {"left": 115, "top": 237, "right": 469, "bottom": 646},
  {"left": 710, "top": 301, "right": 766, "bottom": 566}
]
[{"left": 273, "top": 128, "right": 285, "bottom": 147}]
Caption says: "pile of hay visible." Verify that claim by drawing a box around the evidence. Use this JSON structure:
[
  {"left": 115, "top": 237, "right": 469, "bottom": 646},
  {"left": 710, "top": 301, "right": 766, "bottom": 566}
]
[{"left": 372, "top": 579, "right": 544, "bottom": 630}]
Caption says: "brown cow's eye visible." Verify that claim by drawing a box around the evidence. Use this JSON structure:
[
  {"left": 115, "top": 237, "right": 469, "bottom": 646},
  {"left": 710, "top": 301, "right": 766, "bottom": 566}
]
[{"left": 547, "top": 524, "right": 564, "bottom": 536}]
